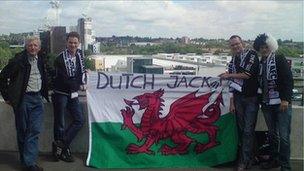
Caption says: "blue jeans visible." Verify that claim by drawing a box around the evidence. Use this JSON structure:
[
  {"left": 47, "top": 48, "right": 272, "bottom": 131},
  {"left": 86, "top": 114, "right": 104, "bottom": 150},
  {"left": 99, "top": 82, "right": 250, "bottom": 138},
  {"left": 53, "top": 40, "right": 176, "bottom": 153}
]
[
  {"left": 13, "top": 93, "right": 44, "bottom": 167},
  {"left": 261, "top": 104, "right": 292, "bottom": 170},
  {"left": 52, "top": 93, "right": 84, "bottom": 146},
  {"left": 234, "top": 94, "right": 259, "bottom": 165}
]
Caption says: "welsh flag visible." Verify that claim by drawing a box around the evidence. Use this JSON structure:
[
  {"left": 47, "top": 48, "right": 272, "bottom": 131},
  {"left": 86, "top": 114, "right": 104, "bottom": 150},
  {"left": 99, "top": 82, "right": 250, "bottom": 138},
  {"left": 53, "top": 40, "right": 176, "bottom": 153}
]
[{"left": 86, "top": 72, "right": 238, "bottom": 168}]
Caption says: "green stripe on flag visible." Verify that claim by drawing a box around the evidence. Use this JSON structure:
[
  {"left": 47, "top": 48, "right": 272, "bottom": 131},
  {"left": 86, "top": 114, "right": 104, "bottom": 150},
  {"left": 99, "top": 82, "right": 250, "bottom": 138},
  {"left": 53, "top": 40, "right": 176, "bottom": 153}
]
[{"left": 88, "top": 113, "right": 238, "bottom": 168}]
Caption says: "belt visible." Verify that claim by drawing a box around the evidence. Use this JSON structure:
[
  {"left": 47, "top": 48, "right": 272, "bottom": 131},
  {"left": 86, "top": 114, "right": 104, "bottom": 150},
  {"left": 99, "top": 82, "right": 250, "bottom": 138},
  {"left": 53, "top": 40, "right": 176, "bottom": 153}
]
[{"left": 25, "top": 91, "right": 40, "bottom": 95}]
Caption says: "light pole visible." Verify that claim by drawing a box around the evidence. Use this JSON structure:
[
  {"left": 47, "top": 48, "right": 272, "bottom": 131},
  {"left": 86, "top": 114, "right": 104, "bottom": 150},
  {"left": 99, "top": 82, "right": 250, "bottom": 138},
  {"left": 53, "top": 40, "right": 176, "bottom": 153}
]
[{"left": 50, "top": 0, "right": 61, "bottom": 26}]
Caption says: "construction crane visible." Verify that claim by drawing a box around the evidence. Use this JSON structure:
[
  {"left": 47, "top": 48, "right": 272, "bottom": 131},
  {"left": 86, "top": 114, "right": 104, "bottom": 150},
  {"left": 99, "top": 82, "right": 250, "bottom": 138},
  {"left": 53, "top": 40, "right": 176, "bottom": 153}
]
[{"left": 50, "top": 0, "right": 61, "bottom": 26}]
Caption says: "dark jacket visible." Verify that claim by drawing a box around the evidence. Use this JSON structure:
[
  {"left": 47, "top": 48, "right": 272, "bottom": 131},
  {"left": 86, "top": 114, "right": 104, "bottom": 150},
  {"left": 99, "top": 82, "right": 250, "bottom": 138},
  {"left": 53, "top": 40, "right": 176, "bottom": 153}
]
[
  {"left": 276, "top": 55, "right": 294, "bottom": 103},
  {"left": 259, "top": 54, "right": 294, "bottom": 104},
  {"left": 229, "top": 49, "right": 260, "bottom": 97},
  {"left": 53, "top": 50, "right": 84, "bottom": 94},
  {"left": 0, "top": 50, "right": 49, "bottom": 109}
]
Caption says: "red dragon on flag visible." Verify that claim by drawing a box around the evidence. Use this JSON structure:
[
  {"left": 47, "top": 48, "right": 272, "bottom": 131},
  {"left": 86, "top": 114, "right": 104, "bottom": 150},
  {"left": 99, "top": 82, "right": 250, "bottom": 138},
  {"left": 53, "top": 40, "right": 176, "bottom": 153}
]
[{"left": 120, "top": 89, "right": 223, "bottom": 155}]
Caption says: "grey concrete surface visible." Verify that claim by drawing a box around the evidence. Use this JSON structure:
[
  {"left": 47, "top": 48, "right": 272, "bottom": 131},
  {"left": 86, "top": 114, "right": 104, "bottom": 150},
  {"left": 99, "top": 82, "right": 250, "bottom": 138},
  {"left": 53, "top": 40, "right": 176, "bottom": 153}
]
[
  {"left": 0, "top": 101, "right": 89, "bottom": 153},
  {"left": 0, "top": 151, "right": 302, "bottom": 171},
  {"left": 0, "top": 101, "right": 303, "bottom": 160}
]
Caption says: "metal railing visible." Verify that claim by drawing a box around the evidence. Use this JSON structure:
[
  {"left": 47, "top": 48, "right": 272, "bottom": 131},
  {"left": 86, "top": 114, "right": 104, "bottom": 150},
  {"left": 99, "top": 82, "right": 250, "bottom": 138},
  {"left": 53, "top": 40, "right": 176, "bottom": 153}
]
[{"left": 293, "top": 77, "right": 304, "bottom": 106}]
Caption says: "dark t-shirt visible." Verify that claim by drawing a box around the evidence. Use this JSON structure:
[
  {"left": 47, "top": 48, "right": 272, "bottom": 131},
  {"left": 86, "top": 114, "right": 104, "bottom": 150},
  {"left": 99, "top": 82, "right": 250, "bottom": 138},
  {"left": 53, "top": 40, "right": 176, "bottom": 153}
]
[{"left": 230, "top": 50, "right": 259, "bottom": 97}]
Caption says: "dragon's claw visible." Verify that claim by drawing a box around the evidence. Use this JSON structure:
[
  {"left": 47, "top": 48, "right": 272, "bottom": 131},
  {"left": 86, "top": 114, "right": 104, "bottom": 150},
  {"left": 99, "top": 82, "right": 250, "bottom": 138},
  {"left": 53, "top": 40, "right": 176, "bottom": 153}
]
[
  {"left": 159, "top": 144, "right": 188, "bottom": 155},
  {"left": 195, "top": 141, "right": 220, "bottom": 154},
  {"left": 137, "top": 136, "right": 143, "bottom": 142},
  {"left": 126, "top": 144, "right": 154, "bottom": 155},
  {"left": 121, "top": 106, "right": 135, "bottom": 127},
  {"left": 160, "top": 144, "right": 172, "bottom": 155},
  {"left": 131, "top": 108, "right": 135, "bottom": 114}
]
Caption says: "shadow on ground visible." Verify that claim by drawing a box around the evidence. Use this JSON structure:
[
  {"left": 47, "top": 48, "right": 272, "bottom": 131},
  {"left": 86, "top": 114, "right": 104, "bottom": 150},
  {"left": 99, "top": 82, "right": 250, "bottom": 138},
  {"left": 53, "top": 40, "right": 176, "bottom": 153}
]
[{"left": 0, "top": 151, "right": 302, "bottom": 171}]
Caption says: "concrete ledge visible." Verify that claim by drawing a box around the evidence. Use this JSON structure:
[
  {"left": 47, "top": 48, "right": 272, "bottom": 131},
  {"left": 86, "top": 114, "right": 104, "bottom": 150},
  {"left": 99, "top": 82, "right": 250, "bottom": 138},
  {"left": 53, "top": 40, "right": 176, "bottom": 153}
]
[
  {"left": 0, "top": 102, "right": 303, "bottom": 159},
  {"left": 0, "top": 102, "right": 89, "bottom": 153}
]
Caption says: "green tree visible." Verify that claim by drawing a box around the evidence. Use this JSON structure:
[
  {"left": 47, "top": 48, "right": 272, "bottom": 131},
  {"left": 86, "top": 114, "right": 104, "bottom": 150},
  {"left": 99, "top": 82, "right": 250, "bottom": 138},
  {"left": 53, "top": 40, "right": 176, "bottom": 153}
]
[
  {"left": 0, "top": 41, "right": 10, "bottom": 49},
  {"left": 84, "top": 58, "right": 94, "bottom": 71},
  {"left": 0, "top": 46, "right": 13, "bottom": 69},
  {"left": 46, "top": 53, "right": 57, "bottom": 69},
  {"left": 84, "top": 49, "right": 93, "bottom": 56},
  {"left": 277, "top": 39, "right": 283, "bottom": 46},
  {"left": 10, "top": 47, "right": 23, "bottom": 56},
  {"left": 277, "top": 46, "right": 300, "bottom": 57}
]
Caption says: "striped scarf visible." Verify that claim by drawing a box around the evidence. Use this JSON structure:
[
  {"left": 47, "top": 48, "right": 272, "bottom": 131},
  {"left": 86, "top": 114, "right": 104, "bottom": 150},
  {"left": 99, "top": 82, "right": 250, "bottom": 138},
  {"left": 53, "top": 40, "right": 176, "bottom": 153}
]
[
  {"left": 259, "top": 52, "right": 280, "bottom": 105},
  {"left": 227, "top": 49, "right": 250, "bottom": 92},
  {"left": 63, "top": 49, "right": 86, "bottom": 84}
]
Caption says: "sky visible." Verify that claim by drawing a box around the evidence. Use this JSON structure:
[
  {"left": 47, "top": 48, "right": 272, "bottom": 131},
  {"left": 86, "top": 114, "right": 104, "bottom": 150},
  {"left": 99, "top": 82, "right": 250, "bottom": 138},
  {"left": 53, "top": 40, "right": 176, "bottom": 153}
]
[{"left": 0, "top": 1, "right": 303, "bottom": 41}]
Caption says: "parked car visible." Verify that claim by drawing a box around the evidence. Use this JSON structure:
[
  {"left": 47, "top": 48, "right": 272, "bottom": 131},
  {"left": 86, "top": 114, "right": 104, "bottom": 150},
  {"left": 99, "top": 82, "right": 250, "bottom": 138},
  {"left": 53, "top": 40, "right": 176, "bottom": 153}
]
[{"left": 292, "top": 89, "right": 303, "bottom": 101}]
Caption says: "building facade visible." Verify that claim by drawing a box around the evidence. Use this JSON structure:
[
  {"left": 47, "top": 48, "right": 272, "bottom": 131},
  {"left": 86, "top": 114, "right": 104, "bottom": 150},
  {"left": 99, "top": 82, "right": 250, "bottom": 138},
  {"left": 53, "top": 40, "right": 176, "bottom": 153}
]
[
  {"left": 50, "top": 26, "right": 66, "bottom": 55},
  {"left": 77, "top": 17, "right": 94, "bottom": 51}
]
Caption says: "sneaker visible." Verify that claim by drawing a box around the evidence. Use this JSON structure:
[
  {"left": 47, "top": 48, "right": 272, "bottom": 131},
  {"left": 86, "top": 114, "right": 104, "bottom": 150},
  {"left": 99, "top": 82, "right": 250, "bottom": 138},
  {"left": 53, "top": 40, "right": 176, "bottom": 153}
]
[
  {"left": 52, "top": 140, "right": 64, "bottom": 161},
  {"left": 260, "top": 159, "right": 280, "bottom": 169},
  {"left": 59, "top": 147, "right": 75, "bottom": 162},
  {"left": 24, "top": 165, "right": 43, "bottom": 171},
  {"left": 245, "top": 161, "right": 252, "bottom": 169},
  {"left": 237, "top": 163, "right": 246, "bottom": 171}
]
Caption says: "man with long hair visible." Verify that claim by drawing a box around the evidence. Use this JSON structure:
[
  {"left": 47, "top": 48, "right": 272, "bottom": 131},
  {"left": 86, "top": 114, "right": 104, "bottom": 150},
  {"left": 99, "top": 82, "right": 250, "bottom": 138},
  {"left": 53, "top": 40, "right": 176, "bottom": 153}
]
[{"left": 253, "top": 33, "right": 293, "bottom": 171}]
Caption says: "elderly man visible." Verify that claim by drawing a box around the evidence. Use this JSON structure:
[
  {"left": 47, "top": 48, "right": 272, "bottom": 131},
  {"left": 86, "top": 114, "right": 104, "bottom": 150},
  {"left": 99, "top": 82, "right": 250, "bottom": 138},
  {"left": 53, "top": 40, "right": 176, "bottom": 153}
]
[
  {"left": 219, "top": 35, "right": 259, "bottom": 171},
  {"left": 0, "top": 37, "right": 49, "bottom": 171},
  {"left": 253, "top": 33, "right": 293, "bottom": 171}
]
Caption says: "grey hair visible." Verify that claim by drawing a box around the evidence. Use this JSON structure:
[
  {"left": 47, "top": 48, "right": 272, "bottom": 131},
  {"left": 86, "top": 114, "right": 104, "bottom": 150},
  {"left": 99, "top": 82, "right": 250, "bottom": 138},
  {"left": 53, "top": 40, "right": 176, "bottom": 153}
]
[
  {"left": 253, "top": 33, "right": 278, "bottom": 52},
  {"left": 265, "top": 34, "right": 278, "bottom": 52},
  {"left": 25, "top": 36, "right": 41, "bottom": 47}
]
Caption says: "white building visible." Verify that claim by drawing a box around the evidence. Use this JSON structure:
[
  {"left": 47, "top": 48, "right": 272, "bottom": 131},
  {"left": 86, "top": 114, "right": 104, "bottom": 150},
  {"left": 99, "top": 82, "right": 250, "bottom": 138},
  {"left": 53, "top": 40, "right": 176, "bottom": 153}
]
[
  {"left": 111, "top": 59, "right": 128, "bottom": 72},
  {"left": 77, "top": 17, "right": 94, "bottom": 51},
  {"left": 181, "top": 36, "right": 190, "bottom": 44},
  {"left": 132, "top": 42, "right": 160, "bottom": 46},
  {"left": 155, "top": 53, "right": 179, "bottom": 60}
]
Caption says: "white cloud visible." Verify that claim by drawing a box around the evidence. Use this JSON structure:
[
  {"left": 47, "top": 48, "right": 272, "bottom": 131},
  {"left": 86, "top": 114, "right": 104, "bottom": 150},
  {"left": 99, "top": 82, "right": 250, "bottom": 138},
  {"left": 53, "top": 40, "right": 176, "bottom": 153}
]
[{"left": 0, "top": 1, "right": 302, "bottom": 41}]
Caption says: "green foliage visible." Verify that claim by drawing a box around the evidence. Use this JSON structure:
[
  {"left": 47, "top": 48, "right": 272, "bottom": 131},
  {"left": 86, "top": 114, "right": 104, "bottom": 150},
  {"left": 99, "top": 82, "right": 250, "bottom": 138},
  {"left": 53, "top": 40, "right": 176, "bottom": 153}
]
[
  {"left": 0, "top": 41, "right": 10, "bottom": 49},
  {"left": 0, "top": 46, "right": 13, "bottom": 70},
  {"left": 98, "top": 40, "right": 303, "bottom": 58},
  {"left": 0, "top": 32, "right": 33, "bottom": 45},
  {"left": 84, "top": 58, "right": 95, "bottom": 71},
  {"left": 46, "top": 53, "right": 57, "bottom": 69},
  {"left": 10, "top": 47, "right": 23, "bottom": 56},
  {"left": 0, "top": 41, "right": 25, "bottom": 70},
  {"left": 100, "top": 43, "right": 208, "bottom": 55},
  {"left": 277, "top": 46, "right": 302, "bottom": 57},
  {"left": 84, "top": 49, "right": 93, "bottom": 56}
]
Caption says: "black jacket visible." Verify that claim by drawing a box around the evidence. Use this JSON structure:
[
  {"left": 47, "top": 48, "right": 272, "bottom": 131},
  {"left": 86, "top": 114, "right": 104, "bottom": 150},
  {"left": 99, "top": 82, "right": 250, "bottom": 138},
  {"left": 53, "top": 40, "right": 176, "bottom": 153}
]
[
  {"left": 259, "top": 54, "right": 294, "bottom": 104},
  {"left": 276, "top": 55, "right": 294, "bottom": 103},
  {"left": 229, "top": 49, "right": 260, "bottom": 97},
  {"left": 53, "top": 50, "right": 84, "bottom": 94},
  {"left": 0, "top": 50, "right": 49, "bottom": 109}
]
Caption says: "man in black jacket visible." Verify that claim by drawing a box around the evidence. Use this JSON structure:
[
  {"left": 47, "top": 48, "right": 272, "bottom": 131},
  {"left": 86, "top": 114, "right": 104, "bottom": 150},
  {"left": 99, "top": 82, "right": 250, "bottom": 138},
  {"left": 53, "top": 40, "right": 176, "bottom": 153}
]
[
  {"left": 0, "top": 37, "right": 49, "bottom": 171},
  {"left": 52, "top": 32, "right": 86, "bottom": 162},
  {"left": 253, "top": 33, "right": 293, "bottom": 171}
]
